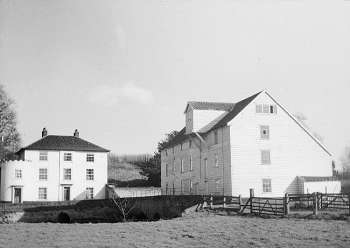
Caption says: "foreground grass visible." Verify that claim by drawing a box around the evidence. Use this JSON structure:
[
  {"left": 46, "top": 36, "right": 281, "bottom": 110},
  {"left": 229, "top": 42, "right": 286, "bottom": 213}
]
[{"left": 0, "top": 213, "right": 350, "bottom": 248}]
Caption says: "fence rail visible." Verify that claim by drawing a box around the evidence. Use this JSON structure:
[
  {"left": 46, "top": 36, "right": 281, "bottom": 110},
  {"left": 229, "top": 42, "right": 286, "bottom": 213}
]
[{"left": 198, "top": 191, "right": 350, "bottom": 217}]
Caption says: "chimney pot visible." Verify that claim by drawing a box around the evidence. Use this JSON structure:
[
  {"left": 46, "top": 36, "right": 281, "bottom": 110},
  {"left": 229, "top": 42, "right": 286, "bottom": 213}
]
[
  {"left": 74, "top": 129, "right": 79, "bottom": 138},
  {"left": 42, "top": 128, "right": 48, "bottom": 138}
]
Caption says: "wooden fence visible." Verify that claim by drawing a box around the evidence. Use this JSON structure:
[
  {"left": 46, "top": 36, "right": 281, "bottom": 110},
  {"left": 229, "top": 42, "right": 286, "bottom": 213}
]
[{"left": 200, "top": 190, "right": 350, "bottom": 217}]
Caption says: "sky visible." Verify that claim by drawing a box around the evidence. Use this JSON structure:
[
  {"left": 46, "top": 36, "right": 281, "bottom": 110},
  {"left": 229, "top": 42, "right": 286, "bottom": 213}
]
[{"left": 0, "top": 0, "right": 349, "bottom": 161}]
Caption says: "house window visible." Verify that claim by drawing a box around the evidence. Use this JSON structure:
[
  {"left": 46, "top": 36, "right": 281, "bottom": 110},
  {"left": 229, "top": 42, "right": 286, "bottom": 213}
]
[
  {"left": 263, "top": 104, "right": 270, "bottom": 113},
  {"left": 181, "top": 159, "right": 184, "bottom": 173},
  {"left": 270, "top": 105, "right": 277, "bottom": 114},
  {"left": 39, "top": 152, "right": 48, "bottom": 161},
  {"left": 190, "top": 180, "right": 193, "bottom": 193},
  {"left": 180, "top": 143, "right": 183, "bottom": 151},
  {"left": 38, "top": 187, "right": 47, "bottom": 200},
  {"left": 215, "top": 179, "right": 221, "bottom": 193},
  {"left": 86, "top": 154, "right": 94, "bottom": 162},
  {"left": 214, "top": 154, "right": 219, "bottom": 167},
  {"left": 165, "top": 183, "right": 169, "bottom": 194},
  {"left": 173, "top": 157, "right": 176, "bottom": 172},
  {"left": 257, "top": 104, "right": 277, "bottom": 114},
  {"left": 165, "top": 164, "right": 168, "bottom": 177},
  {"left": 64, "top": 168, "right": 71, "bottom": 180},
  {"left": 165, "top": 149, "right": 168, "bottom": 156},
  {"left": 86, "top": 187, "right": 94, "bottom": 199},
  {"left": 256, "top": 104, "right": 263, "bottom": 113},
  {"left": 15, "top": 169, "right": 22, "bottom": 179},
  {"left": 189, "top": 140, "right": 192, "bottom": 148},
  {"left": 64, "top": 153, "right": 72, "bottom": 161},
  {"left": 204, "top": 158, "right": 208, "bottom": 178},
  {"left": 189, "top": 156, "right": 193, "bottom": 171},
  {"left": 262, "top": 179, "right": 272, "bottom": 193},
  {"left": 214, "top": 130, "right": 218, "bottom": 144},
  {"left": 260, "top": 125, "right": 270, "bottom": 139},
  {"left": 39, "top": 168, "right": 48, "bottom": 180},
  {"left": 86, "top": 169, "right": 94, "bottom": 180},
  {"left": 261, "top": 150, "right": 271, "bottom": 164}
]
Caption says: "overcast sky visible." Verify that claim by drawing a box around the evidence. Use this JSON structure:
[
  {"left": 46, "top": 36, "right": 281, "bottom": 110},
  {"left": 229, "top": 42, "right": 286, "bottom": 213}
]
[{"left": 1, "top": 0, "right": 349, "bottom": 161}]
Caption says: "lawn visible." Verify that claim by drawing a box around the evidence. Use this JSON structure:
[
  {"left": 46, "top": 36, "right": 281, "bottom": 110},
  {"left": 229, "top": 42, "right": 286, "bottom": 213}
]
[{"left": 0, "top": 212, "right": 349, "bottom": 248}]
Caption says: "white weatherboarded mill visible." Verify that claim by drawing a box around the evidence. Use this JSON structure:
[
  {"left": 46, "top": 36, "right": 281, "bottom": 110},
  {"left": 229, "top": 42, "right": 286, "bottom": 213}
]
[{"left": 161, "top": 90, "right": 340, "bottom": 197}]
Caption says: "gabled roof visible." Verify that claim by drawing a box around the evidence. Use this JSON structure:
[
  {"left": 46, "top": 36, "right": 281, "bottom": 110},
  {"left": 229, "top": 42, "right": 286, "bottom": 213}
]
[
  {"left": 164, "top": 91, "right": 262, "bottom": 149},
  {"left": 17, "top": 135, "right": 110, "bottom": 153},
  {"left": 163, "top": 90, "right": 332, "bottom": 157},
  {"left": 184, "top": 101, "right": 235, "bottom": 113},
  {"left": 209, "top": 91, "right": 262, "bottom": 130}
]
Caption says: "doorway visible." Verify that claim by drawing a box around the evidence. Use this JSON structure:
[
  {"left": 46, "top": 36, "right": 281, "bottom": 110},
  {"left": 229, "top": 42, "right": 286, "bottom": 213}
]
[
  {"left": 14, "top": 187, "right": 22, "bottom": 203},
  {"left": 63, "top": 187, "right": 70, "bottom": 201}
]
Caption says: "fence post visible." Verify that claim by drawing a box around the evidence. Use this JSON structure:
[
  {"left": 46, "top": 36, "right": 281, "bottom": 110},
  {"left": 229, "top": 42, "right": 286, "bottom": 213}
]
[
  {"left": 249, "top": 188, "right": 254, "bottom": 214},
  {"left": 238, "top": 194, "right": 242, "bottom": 212},
  {"left": 223, "top": 197, "right": 226, "bottom": 208},
  {"left": 210, "top": 195, "right": 213, "bottom": 209},
  {"left": 313, "top": 192, "right": 318, "bottom": 215},
  {"left": 320, "top": 192, "right": 323, "bottom": 210},
  {"left": 284, "top": 193, "right": 290, "bottom": 215},
  {"left": 348, "top": 194, "right": 350, "bottom": 216}
]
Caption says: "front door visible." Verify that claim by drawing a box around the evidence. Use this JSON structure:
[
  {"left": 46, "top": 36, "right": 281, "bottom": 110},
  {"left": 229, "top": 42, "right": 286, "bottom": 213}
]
[
  {"left": 14, "top": 188, "right": 22, "bottom": 203},
  {"left": 63, "top": 187, "right": 70, "bottom": 201}
]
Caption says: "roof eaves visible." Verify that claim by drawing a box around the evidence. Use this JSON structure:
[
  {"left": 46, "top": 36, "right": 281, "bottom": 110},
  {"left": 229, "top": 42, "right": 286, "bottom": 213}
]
[{"left": 264, "top": 91, "right": 332, "bottom": 157}]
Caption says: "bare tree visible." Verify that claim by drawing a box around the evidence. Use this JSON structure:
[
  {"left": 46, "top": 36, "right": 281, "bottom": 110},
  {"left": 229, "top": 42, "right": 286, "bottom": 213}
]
[
  {"left": 340, "top": 146, "right": 350, "bottom": 176},
  {"left": 0, "top": 84, "right": 21, "bottom": 160},
  {"left": 111, "top": 194, "right": 136, "bottom": 222},
  {"left": 294, "top": 112, "right": 324, "bottom": 143}
]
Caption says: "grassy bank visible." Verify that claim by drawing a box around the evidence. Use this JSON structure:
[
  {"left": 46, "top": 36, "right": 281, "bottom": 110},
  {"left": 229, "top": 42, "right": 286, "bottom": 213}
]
[{"left": 0, "top": 213, "right": 349, "bottom": 248}]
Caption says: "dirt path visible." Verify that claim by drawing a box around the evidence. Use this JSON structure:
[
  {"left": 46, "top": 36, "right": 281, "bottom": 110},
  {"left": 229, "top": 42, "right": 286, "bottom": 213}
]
[{"left": 0, "top": 213, "right": 349, "bottom": 248}]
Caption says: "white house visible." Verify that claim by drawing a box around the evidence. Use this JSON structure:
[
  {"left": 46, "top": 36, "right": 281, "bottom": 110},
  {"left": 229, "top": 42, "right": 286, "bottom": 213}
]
[
  {"left": 161, "top": 90, "right": 340, "bottom": 197},
  {"left": 0, "top": 128, "right": 109, "bottom": 203}
]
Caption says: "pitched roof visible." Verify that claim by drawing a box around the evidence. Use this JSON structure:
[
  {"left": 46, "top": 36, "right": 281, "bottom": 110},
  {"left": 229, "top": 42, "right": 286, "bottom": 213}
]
[
  {"left": 18, "top": 135, "right": 110, "bottom": 153},
  {"left": 184, "top": 101, "right": 235, "bottom": 113},
  {"left": 210, "top": 91, "right": 262, "bottom": 130},
  {"left": 164, "top": 91, "right": 262, "bottom": 149}
]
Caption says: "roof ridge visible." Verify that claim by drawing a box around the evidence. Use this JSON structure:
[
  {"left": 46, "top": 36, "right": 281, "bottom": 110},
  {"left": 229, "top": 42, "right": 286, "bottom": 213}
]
[{"left": 17, "top": 135, "right": 109, "bottom": 153}]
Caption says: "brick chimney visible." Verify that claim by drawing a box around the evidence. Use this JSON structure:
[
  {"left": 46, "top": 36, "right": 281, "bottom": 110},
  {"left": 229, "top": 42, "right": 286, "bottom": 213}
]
[
  {"left": 42, "top": 128, "right": 48, "bottom": 138},
  {"left": 74, "top": 129, "right": 79, "bottom": 138}
]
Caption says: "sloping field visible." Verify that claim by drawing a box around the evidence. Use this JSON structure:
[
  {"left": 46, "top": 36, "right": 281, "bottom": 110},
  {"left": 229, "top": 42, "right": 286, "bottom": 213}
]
[
  {"left": 108, "top": 161, "right": 147, "bottom": 182},
  {"left": 0, "top": 213, "right": 350, "bottom": 248}
]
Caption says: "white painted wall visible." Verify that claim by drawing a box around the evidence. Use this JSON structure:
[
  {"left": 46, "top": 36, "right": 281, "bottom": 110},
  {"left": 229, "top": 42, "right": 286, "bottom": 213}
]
[
  {"left": 112, "top": 187, "right": 161, "bottom": 198},
  {"left": 0, "top": 150, "right": 108, "bottom": 202},
  {"left": 303, "top": 181, "right": 341, "bottom": 194},
  {"left": 192, "top": 110, "right": 226, "bottom": 133},
  {"left": 229, "top": 92, "right": 333, "bottom": 197}
]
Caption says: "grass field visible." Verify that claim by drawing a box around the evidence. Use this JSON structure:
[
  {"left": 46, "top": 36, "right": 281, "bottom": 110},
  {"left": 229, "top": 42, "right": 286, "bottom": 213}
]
[{"left": 0, "top": 212, "right": 350, "bottom": 248}]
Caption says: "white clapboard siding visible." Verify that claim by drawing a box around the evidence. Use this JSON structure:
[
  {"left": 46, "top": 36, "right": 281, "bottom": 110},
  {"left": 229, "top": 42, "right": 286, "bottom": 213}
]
[{"left": 229, "top": 92, "right": 332, "bottom": 197}]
